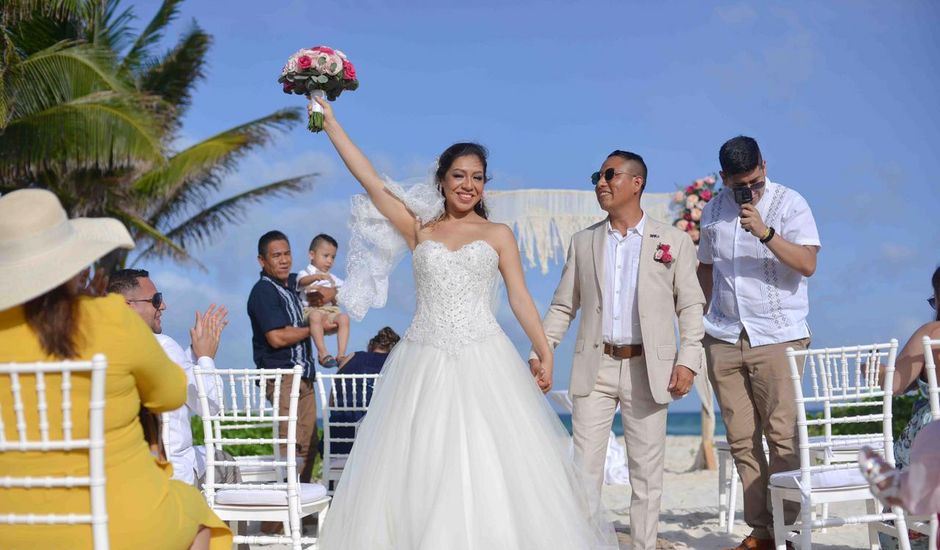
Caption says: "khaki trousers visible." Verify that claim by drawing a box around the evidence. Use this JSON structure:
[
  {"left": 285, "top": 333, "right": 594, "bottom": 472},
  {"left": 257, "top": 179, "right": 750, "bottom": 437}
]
[
  {"left": 705, "top": 331, "right": 810, "bottom": 540},
  {"left": 572, "top": 353, "right": 668, "bottom": 550},
  {"left": 266, "top": 377, "right": 318, "bottom": 483}
]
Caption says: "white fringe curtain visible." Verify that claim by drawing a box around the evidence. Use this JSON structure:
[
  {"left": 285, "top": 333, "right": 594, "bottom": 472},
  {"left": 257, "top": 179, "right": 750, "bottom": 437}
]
[{"left": 486, "top": 189, "right": 673, "bottom": 274}]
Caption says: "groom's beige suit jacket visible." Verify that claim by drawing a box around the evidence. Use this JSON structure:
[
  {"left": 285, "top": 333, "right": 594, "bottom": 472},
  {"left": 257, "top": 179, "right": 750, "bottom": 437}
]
[{"left": 542, "top": 217, "right": 705, "bottom": 404}]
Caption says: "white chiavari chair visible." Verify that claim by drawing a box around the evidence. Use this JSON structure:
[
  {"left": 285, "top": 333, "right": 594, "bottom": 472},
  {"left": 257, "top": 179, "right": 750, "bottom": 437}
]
[
  {"left": 195, "top": 366, "right": 329, "bottom": 549},
  {"left": 0, "top": 354, "right": 109, "bottom": 549},
  {"left": 316, "top": 372, "right": 381, "bottom": 495},
  {"left": 769, "top": 340, "right": 911, "bottom": 550}
]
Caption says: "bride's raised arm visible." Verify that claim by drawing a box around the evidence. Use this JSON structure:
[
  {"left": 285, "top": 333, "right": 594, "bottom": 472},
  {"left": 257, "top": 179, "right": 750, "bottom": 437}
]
[{"left": 315, "top": 97, "right": 419, "bottom": 249}]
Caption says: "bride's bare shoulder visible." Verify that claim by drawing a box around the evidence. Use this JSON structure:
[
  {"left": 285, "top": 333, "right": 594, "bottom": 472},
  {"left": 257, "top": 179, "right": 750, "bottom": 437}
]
[{"left": 482, "top": 222, "right": 515, "bottom": 253}]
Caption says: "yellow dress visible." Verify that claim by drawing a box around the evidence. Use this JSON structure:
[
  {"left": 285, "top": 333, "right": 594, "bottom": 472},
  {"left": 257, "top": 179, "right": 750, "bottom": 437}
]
[{"left": 0, "top": 294, "right": 232, "bottom": 550}]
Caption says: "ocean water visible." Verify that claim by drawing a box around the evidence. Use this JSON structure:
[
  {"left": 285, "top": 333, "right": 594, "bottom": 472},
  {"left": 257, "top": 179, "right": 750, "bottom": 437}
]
[{"left": 556, "top": 411, "right": 726, "bottom": 437}]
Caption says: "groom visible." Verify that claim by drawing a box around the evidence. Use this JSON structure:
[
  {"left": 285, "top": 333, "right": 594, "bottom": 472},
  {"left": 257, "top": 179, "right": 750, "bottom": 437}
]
[{"left": 531, "top": 150, "right": 705, "bottom": 550}]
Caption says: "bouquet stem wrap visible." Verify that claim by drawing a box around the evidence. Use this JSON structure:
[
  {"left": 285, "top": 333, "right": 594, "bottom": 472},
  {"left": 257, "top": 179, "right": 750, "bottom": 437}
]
[{"left": 307, "top": 90, "right": 326, "bottom": 132}]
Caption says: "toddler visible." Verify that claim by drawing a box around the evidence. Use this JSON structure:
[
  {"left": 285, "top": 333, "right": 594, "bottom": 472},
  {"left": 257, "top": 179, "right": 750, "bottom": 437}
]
[{"left": 298, "top": 234, "right": 349, "bottom": 368}]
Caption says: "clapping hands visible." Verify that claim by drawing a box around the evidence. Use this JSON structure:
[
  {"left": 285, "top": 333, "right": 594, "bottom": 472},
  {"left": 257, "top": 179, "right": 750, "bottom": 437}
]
[{"left": 190, "top": 304, "right": 229, "bottom": 359}]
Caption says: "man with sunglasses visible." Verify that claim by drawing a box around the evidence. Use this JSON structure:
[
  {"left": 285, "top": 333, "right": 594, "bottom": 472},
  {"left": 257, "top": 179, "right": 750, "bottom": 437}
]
[
  {"left": 108, "top": 268, "right": 228, "bottom": 487},
  {"left": 533, "top": 150, "right": 705, "bottom": 550},
  {"left": 697, "top": 136, "right": 821, "bottom": 550}
]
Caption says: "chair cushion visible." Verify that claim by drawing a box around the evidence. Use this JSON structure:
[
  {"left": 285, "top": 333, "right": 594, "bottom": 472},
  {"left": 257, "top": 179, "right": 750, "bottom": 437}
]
[
  {"left": 214, "top": 482, "right": 328, "bottom": 506},
  {"left": 769, "top": 467, "right": 868, "bottom": 490}
]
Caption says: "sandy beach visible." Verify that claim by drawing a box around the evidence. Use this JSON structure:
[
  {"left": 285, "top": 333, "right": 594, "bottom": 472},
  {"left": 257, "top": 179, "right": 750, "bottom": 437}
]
[
  {"left": 247, "top": 435, "right": 874, "bottom": 549},
  {"left": 606, "top": 436, "right": 870, "bottom": 549}
]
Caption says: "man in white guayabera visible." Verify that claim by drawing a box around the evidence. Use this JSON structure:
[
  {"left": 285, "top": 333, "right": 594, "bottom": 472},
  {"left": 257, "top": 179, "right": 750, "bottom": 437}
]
[
  {"left": 697, "top": 136, "right": 821, "bottom": 550},
  {"left": 108, "top": 268, "right": 230, "bottom": 488}
]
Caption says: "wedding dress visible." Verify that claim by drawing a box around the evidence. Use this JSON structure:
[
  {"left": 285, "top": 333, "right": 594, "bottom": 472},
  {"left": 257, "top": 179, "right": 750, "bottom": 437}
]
[{"left": 318, "top": 235, "right": 618, "bottom": 549}]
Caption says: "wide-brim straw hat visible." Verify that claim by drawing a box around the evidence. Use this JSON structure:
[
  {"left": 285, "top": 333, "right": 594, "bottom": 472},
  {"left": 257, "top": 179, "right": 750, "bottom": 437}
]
[{"left": 0, "top": 189, "right": 135, "bottom": 311}]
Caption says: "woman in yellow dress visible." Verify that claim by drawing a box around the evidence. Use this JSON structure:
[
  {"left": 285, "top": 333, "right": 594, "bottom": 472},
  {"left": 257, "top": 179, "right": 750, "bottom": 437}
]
[{"left": 0, "top": 189, "right": 232, "bottom": 550}]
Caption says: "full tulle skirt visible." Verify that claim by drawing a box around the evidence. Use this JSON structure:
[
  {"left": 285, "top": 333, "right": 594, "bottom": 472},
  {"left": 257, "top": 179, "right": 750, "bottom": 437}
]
[{"left": 318, "top": 333, "right": 618, "bottom": 549}]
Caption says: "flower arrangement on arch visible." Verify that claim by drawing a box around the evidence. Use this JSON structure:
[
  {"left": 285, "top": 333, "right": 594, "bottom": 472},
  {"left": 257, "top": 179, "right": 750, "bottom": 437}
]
[
  {"left": 671, "top": 174, "right": 719, "bottom": 244},
  {"left": 278, "top": 46, "right": 359, "bottom": 132}
]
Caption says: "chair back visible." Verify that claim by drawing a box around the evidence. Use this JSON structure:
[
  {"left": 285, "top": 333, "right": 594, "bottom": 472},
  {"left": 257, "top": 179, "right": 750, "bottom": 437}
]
[
  {"left": 194, "top": 366, "right": 302, "bottom": 506},
  {"left": 921, "top": 336, "right": 940, "bottom": 420},
  {"left": 789, "top": 339, "right": 899, "bottom": 486},
  {"left": 315, "top": 373, "right": 381, "bottom": 491},
  {"left": 0, "top": 354, "right": 109, "bottom": 550}
]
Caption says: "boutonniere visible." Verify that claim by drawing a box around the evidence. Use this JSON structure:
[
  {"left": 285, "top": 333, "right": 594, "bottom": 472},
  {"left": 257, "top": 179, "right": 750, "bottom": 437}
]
[{"left": 654, "top": 243, "right": 673, "bottom": 265}]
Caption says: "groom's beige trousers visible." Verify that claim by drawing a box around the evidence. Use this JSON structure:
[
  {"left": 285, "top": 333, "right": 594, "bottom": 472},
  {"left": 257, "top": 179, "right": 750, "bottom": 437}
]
[{"left": 572, "top": 352, "right": 668, "bottom": 550}]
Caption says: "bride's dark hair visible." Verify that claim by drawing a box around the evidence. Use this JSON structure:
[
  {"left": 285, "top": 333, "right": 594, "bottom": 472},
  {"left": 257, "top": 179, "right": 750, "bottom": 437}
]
[{"left": 435, "top": 142, "right": 490, "bottom": 219}]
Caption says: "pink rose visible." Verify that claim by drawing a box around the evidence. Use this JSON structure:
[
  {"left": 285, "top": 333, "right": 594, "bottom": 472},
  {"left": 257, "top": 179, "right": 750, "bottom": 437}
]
[
  {"left": 343, "top": 59, "right": 356, "bottom": 80},
  {"left": 688, "top": 228, "right": 701, "bottom": 243},
  {"left": 673, "top": 191, "right": 684, "bottom": 203},
  {"left": 685, "top": 185, "right": 694, "bottom": 193},
  {"left": 312, "top": 46, "right": 335, "bottom": 55},
  {"left": 297, "top": 55, "right": 312, "bottom": 70},
  {"left": 659, "top": 244, "right": 671, "bottom": 253},
  {"left": 691, "top": 207, "right": 702, "bottom": 221},
  {"left": 694, "top": 179, "right": 705, "bottom": 189},
  {"left": 661, "top": 253, "right": 673, "bottom": 263},
  {"left": 675, "top": 219, "right": 689, "bottom": 231},
  {"left": 704, "top": 175, "right": 716, "bottom": 184},
  {"left": 700, "top": 189, "right": 712, "bottom": 201},
  {"left": 685, "top": 194, "right": 699, "bottom": 209}
]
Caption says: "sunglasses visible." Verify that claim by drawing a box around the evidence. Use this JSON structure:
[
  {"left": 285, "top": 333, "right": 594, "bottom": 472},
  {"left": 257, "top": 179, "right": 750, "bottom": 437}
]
[
  {"left": 127, "top": 292, "right": 163, "bottom": 309},
  {"left": 929, "top": 296, "right": 937, "bottom": 310},
  {"left": 591, "top": 168, "right": 636, "bottom": 186}
]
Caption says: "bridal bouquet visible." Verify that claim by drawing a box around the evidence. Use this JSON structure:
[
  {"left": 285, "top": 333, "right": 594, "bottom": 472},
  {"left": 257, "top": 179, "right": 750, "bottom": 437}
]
[
  {"left": 278, "top": 46, "right": 359, "bottom": 132},
  {"left": 671, "top": 174, "right": 718, "bottom": 244}
]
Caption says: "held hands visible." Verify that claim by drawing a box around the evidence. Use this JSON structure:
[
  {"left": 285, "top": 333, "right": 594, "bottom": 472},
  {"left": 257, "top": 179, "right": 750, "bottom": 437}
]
[
  {"left": 528, "top": 354, "right": 554, "bottom": 393},
  {"left": 667, "top": 364, "right": 696, "bottom": 397},
  {"left": 739, "top": 203, "right": 768, "bottom": 239},
  {"left": 191, "top": 304, "right": 229, "bottom": 359}
]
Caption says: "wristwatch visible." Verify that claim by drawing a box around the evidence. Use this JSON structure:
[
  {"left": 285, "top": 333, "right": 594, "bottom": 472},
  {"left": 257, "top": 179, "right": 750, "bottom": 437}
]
[{"left": 760, "top": 226, "right": 776, "bottom": 244}]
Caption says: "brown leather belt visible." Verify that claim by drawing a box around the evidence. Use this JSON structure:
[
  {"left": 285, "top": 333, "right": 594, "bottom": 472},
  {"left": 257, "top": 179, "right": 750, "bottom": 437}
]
[{"left": 603, "top": 343, "right": 643, "bottom": 360}]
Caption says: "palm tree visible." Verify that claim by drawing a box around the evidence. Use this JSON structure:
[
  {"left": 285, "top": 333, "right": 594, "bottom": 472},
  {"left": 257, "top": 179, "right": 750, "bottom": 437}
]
[{"left": 1, "top": 0, "right": 314, "bottom": 269}]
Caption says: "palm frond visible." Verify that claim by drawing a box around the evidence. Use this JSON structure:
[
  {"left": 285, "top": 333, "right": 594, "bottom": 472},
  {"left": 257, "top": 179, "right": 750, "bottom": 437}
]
[
  {"left": 0, "top": 90, "right": 164, "bottom": 176},
  {"left": 132, "top": 174, "right": 315, "bottom": 263},
  {"left": 6, "top": 9, "right": 80, "bottom": 55},
  {"left": 136, "top": 107, "right": 301, "bottom": 225},
  {"left": 120, "top": 0, "right": 182, "bottom": 74},
  {"left": 138, "top": 22, "right": 209, "bottom": 121},
  {"left": 82, "top": 0, "right": 135, "bottom": 53},
  {"left": 114, "top": 207, "right": 203, "bottom": 268},
  {"left": 1, "top": 0, "right": 79, "bottom": 27},
  {"left": 5, "top": 41, "right": 133, "bottom": 120}
]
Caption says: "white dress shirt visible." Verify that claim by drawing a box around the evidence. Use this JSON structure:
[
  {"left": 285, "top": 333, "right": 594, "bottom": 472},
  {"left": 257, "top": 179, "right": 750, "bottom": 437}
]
[
  {"left": 697, "top": 179, "right": 821, "bottom": 346},
  {"left": 602, "top": 215, "right": 646, "bottom": 345},
  {"left": 155, "top": 333, "right": 220, "bottom": 485},
  {"left": 297, "top": 264, "right": 345, "bottom": 307}
]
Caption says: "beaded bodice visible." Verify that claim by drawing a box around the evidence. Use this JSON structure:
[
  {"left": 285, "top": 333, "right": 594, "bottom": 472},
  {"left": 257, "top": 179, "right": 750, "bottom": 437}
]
[{"left": 404, "top": 240, "right": 502, "bottom": 351}]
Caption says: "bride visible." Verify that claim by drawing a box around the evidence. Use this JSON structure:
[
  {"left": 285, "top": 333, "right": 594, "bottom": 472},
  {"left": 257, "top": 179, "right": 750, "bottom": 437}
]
[{"left": 313, "top": 97, "right": 617, "bottom": 550}]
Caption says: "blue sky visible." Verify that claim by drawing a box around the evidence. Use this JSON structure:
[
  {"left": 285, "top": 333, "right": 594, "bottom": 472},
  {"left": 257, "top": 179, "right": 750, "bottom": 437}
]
[{"left": 132, "top": 0, "right": 940, "bottom": 413}]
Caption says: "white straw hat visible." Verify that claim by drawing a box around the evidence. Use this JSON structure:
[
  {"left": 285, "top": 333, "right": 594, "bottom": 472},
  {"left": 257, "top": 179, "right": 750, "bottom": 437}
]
[{"left": 0, "top": 189, "right": 135, "bottom": 311}]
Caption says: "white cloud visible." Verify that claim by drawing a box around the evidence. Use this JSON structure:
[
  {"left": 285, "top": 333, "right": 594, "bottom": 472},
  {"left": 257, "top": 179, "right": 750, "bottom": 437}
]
[
  {"left": 881, "top": 243, "right": 917, "bottom": 262},
  {"left": 715, "top": 3, "right": 758, "bottom": 25}
]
